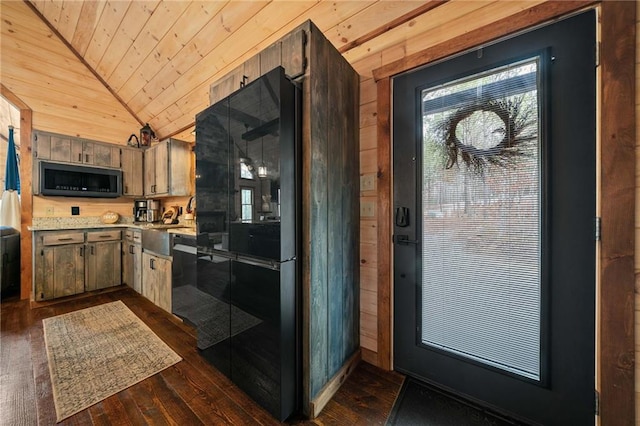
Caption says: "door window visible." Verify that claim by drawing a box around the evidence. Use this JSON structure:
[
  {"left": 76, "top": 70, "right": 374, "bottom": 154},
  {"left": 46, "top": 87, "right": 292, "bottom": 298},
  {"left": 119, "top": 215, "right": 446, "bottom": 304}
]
[{"left": 420, "top": 58, "right": 542, "bottom": 380}]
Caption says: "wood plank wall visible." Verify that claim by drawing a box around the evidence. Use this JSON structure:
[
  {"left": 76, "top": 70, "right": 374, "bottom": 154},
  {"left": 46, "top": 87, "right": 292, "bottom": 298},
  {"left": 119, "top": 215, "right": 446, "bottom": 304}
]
[{"left": 306, "top": 24, "right": 360, "bottom": 405}]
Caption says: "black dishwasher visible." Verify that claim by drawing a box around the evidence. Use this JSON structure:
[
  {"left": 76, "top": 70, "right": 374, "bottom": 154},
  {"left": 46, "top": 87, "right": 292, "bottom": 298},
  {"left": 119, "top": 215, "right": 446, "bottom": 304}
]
[{"left": 171, "top": 233, "right": 198, "bottom": 322}]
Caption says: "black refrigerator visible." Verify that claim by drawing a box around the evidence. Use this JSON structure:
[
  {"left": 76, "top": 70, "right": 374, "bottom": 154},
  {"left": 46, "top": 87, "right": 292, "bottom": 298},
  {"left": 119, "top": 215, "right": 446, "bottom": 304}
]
[{"left": 193, "top": 67, "right": 300, "bottom": 421}]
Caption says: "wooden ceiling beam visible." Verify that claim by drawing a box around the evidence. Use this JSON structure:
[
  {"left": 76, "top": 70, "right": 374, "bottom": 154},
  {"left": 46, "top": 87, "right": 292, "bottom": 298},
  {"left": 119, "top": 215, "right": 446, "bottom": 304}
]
[
  {"left": 338, "top": 0, "right": 448, "bottom": 54},
  {"left": 372, "top": 0, "right": 598, "bottom": 81}
]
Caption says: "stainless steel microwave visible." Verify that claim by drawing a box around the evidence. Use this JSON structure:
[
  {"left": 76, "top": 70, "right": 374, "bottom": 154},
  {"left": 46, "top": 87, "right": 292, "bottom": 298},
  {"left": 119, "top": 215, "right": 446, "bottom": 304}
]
[{"left": 39, "top": 161, "right": 122, "bottom": 198}]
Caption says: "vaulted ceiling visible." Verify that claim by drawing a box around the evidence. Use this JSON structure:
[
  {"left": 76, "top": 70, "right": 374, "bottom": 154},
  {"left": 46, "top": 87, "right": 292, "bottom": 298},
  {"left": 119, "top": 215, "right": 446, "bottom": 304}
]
[
  {"left": 6, "top": 0, "right": 440, "bottom": 141},
  {"left": 1, "top": 0, "right": 546, "bottom": 144}
]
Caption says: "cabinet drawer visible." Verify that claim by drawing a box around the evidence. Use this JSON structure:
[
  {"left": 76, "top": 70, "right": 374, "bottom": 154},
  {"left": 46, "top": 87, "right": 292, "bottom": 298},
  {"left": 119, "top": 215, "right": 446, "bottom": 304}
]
[
  {"left": 87, "top": 230, "right": 121, "bottom": 242},
  {"left": 42, "top": 232, "right": 85, "bottom": 246},
  {"left": 125, "top": 229, "right": 142, "bottom": 243}
]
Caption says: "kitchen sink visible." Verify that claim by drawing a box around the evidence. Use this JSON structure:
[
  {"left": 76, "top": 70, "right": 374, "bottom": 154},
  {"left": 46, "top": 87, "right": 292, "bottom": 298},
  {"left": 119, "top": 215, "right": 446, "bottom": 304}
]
[{"left": 141, "top": 228, "right": 172, "bottom": 257}]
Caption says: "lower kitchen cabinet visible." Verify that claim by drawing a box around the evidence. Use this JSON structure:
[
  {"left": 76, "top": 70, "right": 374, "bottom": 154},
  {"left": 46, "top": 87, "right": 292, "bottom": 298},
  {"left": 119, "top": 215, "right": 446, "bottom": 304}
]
[
  {"left": 85, "top": 230, "right": 122, "bottom": 291},
  {"left": 123, "top": 230, "right": 142, "bottom": 293},
  {"left": 33, "top": 229, "right": 123, "bottom": 301},
  {"left": 34, "top": 231, "right": 85, "bottom": 301},
  {"left": 142, "top": 251, "right": 171, "bottom": 312}
]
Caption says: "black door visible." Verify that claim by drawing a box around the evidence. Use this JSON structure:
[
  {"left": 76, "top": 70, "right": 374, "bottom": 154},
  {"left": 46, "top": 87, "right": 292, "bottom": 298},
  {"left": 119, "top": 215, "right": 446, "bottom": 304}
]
[{"left": 393, "top": 11, "right": 595, "bottom": 425}]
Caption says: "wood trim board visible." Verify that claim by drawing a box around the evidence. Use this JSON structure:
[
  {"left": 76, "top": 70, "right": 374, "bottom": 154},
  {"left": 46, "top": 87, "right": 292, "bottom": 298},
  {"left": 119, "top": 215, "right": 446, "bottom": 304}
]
[
  {"left": 1, "top": 84, "right": 32, "bottom": 301},
  {"left": 373, "top": 1, "right": 597, "bottom": 82},
  {"left": 376, "top": 78, "right": 392, "bottom": 371},
  {"left": 308, "top": 350, "right": 361, "bottom": 418},
  {"left": 598, "top": 0, "right": 636, "bottom": 422}
]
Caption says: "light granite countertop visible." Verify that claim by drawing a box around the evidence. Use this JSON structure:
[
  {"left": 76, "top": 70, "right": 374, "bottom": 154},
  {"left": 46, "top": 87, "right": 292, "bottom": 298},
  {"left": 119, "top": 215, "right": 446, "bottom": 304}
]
[{"left": 28, "top": 216, "right": 196, "bottom": 233}]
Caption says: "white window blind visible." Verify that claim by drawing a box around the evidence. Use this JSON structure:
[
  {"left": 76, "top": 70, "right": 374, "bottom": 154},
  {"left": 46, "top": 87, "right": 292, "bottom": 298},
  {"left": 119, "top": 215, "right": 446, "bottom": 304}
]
[{"left": 420, "top": 58, "right": 541, "bottom": 380}]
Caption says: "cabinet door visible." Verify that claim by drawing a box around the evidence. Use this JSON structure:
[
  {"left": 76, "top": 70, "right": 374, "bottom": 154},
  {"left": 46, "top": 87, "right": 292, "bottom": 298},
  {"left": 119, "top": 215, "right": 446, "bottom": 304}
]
[
  {"left": 42, "top": 245, "right": 84, "bottom": 300},
  {"left": 121, "top": 148, "right": 144, "bottom": 197},
  {"left": 85, "top": 241, "right": 122, "bottom": 291},
  {"left": 71, "top": 139, "right": 84, "bottom": 163},
  {"left": 142, "top": 252, "right": 157, "bottom": 303},
  {"left": 155, "top": 256, "right": 172, "bottom": 312},
  {"left": 144, "top": 147, "right": 157, "bottom": 195},
  {"left": 123, "top": 242, "right": 142, "bottom": 293},
  {"left": 142, "top": 252, "right": 171, "bottom": 312},
  {"left": 92, "top": 143, "right": 120, "bottom": 167},
  {"left": 167, "top": 139, "right": 192, "bottom": 196},
  {"left": 34, "top": 132, "right": 51, "bottom": 159},
  {"left": 154, "top": 141, "right": 170, "bottom": 195},
  {"left": 50, "top": 136, "right": 72, "bottom": 162},
  {"left": 81, "top": 141, "right": 94, "bottom": 164},
  {"left": 209, "top": 65, "right": 245, "bottom": 105},
  {"left": 123, "top": 243, "right": 134, "bottom": 289},
  {"left": 133, "top": 244, "right": 142, "bottom": 293}
]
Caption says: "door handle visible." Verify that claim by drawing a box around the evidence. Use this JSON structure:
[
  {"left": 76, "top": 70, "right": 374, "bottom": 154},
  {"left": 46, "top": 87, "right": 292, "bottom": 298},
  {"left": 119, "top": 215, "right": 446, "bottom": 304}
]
[{"left": 393, "top": 234, "right": 419, "bottom": 245}]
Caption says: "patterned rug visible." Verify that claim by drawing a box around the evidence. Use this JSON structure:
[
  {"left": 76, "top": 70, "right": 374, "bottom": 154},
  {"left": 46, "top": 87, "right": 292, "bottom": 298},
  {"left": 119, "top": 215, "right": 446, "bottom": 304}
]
[{"left": 42, "top": 300, "right": 182, "bottom": 422}]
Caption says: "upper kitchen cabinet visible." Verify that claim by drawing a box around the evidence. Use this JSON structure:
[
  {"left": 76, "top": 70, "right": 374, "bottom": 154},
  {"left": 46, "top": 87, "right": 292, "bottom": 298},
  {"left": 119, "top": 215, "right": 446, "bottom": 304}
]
[
  {"left": 32, "top": 130, "right": 120, "bottom": 167},
  {"left": 143, "top": 138, "right": 193, "bottom": 197},
  {"left": 32, "top": 132, "right": 71, "bottom": 162},
  {"left": 87, "top": 142, "right": 120, "bottom": 168},
  {"left": 209, "top": 29, "right": 305, "bottom": 106},
  {"left": 32, "top": 129, "right": 123, "bottom": 196},
  {"left": 120, "top": 147, "right": 144, "bottom": 197}
]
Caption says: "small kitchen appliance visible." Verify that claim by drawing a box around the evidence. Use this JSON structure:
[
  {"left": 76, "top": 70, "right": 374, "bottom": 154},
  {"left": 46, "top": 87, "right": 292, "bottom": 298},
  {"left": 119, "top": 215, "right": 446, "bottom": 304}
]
[
  {"left": 134, "top": 199, "right": 161, "bottom": 223},
  {"left": 146, "top": 199, "right": 161, "bottom": 223},
  {"left": 133, "top": 199, "right": 148, "bottom": 223}
]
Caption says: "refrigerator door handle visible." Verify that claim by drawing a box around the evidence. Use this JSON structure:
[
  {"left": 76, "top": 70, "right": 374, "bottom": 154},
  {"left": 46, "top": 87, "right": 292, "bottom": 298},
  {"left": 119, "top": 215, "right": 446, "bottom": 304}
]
[{"left": 235, "top": 254, "right": 281, "bottom": 271}]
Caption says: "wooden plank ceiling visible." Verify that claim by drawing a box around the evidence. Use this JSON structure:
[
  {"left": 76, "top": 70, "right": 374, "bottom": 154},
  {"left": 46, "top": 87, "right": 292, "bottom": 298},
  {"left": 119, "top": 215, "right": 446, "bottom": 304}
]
[
  {"left": 2, "top": 1, "right": 547, "bottom": 144},
  {"left": 13, "top": 0, "right": 437, "bottom": 142}
]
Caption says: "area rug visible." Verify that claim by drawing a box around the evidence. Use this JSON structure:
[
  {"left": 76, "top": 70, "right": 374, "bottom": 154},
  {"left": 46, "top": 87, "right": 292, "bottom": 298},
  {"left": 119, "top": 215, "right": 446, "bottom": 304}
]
[
  {"left": 42, "top": 300, "right": 182, "bottom": 422},
  {"left": 172, "top": 285, "right": 262, "bottom": 350},
  {"left": 386, "top": 377, "right": 518, "bottom": 425}
]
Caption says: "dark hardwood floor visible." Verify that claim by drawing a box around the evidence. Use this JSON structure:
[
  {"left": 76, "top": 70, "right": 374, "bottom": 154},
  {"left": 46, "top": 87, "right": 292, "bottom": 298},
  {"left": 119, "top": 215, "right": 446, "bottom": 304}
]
[{"left": 1, "top": 286, "right": 404, "bottom": 425}]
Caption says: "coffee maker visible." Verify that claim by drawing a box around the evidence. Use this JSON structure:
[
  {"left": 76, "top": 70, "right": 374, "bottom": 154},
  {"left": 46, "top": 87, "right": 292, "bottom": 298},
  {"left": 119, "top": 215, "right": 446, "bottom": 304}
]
[
  {"left": 133, "top": 199, "right": 147, "bottom": 223},
  {"left": 146, "top": 199, "right": 161, "bottom": 223},
  {"left": 134, "top": 199, "right": 161, "bottom": 223}
]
